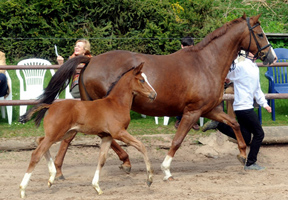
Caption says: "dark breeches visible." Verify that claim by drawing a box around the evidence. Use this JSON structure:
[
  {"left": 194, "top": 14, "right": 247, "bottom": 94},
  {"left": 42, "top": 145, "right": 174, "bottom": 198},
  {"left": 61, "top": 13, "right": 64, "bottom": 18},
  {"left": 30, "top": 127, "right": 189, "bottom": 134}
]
[{"left": 217, "top": 108, "right": 264, "bottom": 166}]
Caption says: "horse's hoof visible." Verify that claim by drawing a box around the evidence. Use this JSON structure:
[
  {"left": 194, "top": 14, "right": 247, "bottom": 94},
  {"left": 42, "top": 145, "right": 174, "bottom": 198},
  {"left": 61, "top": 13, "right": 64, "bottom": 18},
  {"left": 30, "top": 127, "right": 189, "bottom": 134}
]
[
  {"left": 55, "top": 174, "right": 65, "bottom": 180},
  {"left": 163, "top": 176, "right": 174, "bottom": 181},
  {"left": 93, "top": 185, "right": 103, "bottom": 195},
  {"left": 237, "top": 154, "right": 246, "bottom": 166},
  {"left": 48, "top": 181, "right": 52, "bottom": 188},
  {"left": 119, "top": 164, "right": 131, "bottom": 174}
]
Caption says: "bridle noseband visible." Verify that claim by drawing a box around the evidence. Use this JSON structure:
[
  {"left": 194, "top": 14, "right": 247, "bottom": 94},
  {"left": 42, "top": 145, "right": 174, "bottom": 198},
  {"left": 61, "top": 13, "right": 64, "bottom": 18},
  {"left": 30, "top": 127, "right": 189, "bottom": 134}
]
[{"left": 246, "top": 17, "right": 271, "bottom": 60}]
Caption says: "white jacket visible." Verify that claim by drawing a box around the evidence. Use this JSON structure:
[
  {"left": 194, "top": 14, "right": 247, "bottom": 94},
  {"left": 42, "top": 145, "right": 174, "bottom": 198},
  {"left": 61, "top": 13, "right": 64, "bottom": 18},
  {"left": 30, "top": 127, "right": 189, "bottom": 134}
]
[{"left": 227, "top": 58, "right": 268, "bottom": 111}]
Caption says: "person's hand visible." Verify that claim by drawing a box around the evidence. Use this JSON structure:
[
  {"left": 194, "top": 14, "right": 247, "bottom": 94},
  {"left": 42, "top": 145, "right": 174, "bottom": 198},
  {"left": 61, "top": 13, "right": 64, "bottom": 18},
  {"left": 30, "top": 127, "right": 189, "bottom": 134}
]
[
  {"left": 57, "top": 55, "right": 64, "bottom": 65},
  {"left": 264, "top": 105, "right": 272, "bottom": 113},
  {"left": 225, "top": 78, "right": 231, "bottom": 84}
]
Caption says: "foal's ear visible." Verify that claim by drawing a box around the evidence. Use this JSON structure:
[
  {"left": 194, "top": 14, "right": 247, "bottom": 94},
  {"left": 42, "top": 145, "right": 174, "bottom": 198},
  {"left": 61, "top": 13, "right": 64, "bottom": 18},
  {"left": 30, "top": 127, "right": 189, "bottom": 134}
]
[
  {"left": 242, "top": 13, "right": 246, "bottom": 19},
  {"left": 133, "top": 62, "right": 145, "bottom": 75}
]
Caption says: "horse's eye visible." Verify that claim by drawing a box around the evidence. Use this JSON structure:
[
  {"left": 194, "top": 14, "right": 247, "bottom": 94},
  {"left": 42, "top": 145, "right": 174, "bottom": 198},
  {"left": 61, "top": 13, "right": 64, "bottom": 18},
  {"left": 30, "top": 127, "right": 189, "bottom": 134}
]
[
  {"left": 258, "top": 33, "right": 264, "bottom": 38},
  {"left": 140, "top": 79, "right": 145, "bottom": 83}
]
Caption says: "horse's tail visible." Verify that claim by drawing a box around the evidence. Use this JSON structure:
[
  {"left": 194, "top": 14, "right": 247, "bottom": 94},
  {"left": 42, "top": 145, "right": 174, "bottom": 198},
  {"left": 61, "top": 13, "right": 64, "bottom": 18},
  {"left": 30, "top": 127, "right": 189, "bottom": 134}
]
[
  {"left": 33, "top": 55, "right": 91, "bottom": 125},
  {"left": 19, "top": 103, "right": 51, "bottom": 126},
  {"left": 38, "top": 55, "right": 91, "bottom": 104}
]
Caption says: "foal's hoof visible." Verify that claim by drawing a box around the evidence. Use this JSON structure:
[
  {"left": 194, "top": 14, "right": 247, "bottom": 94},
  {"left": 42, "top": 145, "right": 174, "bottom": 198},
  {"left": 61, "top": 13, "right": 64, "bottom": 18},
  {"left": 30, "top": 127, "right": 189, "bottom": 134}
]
[
  {"left": 20, "top": 188, "right": 26, "bottom": 198},
  {"left": 237, "top": 154, "right": 246, "bottom": 166},
  {"left": 119, "top": 164, "right": 131, "bottom": 174},
  {"left": 146, "top": 174, "right": 153, "bottom": 187},
  {"left": 146, "top": 180, "right": 153, "bottom": 187}
]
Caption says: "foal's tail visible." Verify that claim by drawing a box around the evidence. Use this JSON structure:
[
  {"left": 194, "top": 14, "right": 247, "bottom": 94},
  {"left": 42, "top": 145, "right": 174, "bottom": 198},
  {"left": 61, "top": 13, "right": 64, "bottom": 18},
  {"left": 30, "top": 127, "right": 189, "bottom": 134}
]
[
  {"left": 29, "top": 55, "right": 91, "bottom": 126},
  {"left": 19, "top": 103, "right": 50, "bottom": 125}
]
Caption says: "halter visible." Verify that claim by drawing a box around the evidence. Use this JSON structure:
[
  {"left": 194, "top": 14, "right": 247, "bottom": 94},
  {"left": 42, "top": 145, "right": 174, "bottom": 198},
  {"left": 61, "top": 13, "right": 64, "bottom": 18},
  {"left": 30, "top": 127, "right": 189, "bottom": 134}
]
[{"left": 246, "top": 17, "right": 271, "bottom": 60}]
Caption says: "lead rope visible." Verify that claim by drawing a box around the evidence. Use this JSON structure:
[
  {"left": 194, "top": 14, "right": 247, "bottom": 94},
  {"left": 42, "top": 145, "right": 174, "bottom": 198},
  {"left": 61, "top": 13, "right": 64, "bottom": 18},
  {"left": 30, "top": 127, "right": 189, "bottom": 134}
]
[{"left": 80, "top": 63, "right": 93, "bottom": 101}]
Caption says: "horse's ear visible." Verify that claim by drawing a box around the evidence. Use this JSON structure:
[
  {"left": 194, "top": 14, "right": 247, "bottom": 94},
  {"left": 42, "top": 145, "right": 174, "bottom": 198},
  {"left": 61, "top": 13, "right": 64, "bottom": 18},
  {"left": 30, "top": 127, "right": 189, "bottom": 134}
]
[
  {"left": 133, "top": 62, "right": 144, "bottom": 75},
  {"left": 242, "top": 13, "right": 246, "bottom": 19},
  {"left": 253, "top": 14, "right": 261, "bottom": 23}
]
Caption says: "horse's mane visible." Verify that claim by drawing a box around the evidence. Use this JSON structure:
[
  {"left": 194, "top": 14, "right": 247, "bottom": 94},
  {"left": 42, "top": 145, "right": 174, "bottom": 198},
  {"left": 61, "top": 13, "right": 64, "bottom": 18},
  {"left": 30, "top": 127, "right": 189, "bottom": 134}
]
[
  {"left": 185, "top": 16, "right": 245, "bottom": 52},
  {"left": 106, "top": 66, "right": 135, "bottom": 96}
]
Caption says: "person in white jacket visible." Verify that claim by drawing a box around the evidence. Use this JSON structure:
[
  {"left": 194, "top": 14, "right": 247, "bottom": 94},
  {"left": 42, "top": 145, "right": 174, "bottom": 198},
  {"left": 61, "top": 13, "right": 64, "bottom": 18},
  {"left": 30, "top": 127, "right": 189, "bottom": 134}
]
[{"left": 203, "top": 51, "right": 271, "bottom": 171}]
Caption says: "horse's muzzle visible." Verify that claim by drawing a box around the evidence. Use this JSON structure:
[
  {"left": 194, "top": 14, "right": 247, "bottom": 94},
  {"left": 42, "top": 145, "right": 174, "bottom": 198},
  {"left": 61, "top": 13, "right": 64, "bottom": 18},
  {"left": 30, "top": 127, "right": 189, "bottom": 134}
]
[{"left": 262, "top": 47, "right": 277, "bottom": 65}]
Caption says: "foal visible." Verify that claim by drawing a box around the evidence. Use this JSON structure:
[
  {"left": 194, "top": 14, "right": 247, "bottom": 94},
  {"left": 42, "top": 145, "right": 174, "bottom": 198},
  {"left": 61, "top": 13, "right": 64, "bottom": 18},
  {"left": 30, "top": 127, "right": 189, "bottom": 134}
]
[{"left": 19, "top": 62, "right": 156, "bottom": 198}]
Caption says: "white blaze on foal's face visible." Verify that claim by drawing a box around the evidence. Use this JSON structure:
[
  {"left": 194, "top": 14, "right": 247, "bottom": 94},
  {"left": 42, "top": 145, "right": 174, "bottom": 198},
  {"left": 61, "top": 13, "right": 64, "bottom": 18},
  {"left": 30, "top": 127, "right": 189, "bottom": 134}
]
[{"left": 141, "top": 72, "right": 156, "bottom": 93}]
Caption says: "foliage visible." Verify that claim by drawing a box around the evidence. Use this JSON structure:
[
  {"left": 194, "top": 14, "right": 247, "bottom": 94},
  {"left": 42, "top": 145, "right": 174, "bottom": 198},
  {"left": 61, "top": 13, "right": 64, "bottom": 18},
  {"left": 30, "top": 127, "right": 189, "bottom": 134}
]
[
  {"left": 0, "top": 0, "right": 287, "bottom": 64},
  {"left": 0, "top": 0, "right": 190, "bottom": 63},
  {"left": 0, "top": 0, "right": 287, "bottom": 128}
]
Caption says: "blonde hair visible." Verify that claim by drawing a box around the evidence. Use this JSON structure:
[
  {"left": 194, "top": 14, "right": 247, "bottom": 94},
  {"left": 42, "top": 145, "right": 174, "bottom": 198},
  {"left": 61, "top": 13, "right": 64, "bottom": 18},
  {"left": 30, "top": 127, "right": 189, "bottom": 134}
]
[{"left": 76, "top": 39, "right": 91, "bottom": 55}]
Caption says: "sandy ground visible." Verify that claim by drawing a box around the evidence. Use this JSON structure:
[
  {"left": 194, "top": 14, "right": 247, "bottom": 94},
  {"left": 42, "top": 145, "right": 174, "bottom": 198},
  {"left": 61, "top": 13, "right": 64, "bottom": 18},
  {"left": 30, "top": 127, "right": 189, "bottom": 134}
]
[{"left": 1, "top": 132, "right": 288, "bottom": 200}]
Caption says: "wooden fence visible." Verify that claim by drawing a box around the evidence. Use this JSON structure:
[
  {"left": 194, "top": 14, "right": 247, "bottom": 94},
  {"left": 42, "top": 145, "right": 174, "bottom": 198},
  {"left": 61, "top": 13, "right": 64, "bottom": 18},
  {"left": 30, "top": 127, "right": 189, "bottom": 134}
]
[{"left": 0, "top": 62, "right": 288, "bottom": 106}]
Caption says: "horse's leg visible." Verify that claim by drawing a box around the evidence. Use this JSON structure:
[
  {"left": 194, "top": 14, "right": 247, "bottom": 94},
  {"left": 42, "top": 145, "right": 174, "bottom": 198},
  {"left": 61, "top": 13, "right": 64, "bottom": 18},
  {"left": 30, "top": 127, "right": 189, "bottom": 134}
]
[
  {"left": 92, "top": 136, "right": 113, "bottom": 195},
  {"left": 20, "top": 137, "right": 54, "bottom": 198},
  {"left": 54, "top": 132, "right": 77, "bottom": 179},
  {"left": 161, "top": 111, "right": 200, "bottom": 181},
  {"left": 55, "top": 131, "right": 131, "bottom": 178},
  {"left": 79, "top": 84, "right": 132, "bottom": 174},
  {"left": 110, "top": 140, "right": 131, "bottom": 173},
  {"left": 36, "top": 136, "right": 57, "bottom": 186},
  {"left": 115, "top": 130, "right": 153, "bottom": 187},
  {"left": 44, "top": 147, "right": 57, "bottom": 187},
  {"left": 203, "top": 105, "right": 247, "bottom": 163}
]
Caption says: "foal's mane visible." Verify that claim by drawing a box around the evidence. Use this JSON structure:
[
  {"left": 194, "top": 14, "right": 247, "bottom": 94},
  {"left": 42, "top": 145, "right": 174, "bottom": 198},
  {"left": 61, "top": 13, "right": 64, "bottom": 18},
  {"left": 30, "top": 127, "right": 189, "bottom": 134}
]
[
  {"left": 185, "top": 16, "right": 245, "bottom": 52},
  {"left": 106, "top": 66, "right": 135, "bottom": 96}
]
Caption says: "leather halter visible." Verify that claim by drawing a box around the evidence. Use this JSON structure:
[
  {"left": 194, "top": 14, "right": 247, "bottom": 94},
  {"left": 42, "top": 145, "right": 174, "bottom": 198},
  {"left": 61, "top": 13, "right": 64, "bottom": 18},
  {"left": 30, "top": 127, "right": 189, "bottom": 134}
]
[{"left": 246, "top": 17, "right": 271, "bottom": 60}]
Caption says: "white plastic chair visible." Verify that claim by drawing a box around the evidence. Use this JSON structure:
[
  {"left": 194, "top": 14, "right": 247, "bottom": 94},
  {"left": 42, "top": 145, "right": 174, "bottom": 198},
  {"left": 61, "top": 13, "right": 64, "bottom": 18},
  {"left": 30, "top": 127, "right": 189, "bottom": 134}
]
[
  {"left": 65, "top": 83, "right": 73, "bottom": 99},
  {"left": 155, "top": 116, "right": 204, "bottom": 126},
  {"left": 16, "top": 58, "right": 55, "bottom": 116},
  {"left": 155, "top": 116, "right": 170, "bottom": 125},
  {"left": 0, "top": 71, "right": 12, "bottom": 124}
]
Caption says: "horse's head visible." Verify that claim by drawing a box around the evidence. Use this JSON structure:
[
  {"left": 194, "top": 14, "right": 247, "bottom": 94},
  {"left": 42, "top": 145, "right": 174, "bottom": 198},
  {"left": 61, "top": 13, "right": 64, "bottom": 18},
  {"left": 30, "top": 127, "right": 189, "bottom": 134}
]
[
  {"left": 132, "top": 62, "right": 157, "bottom": 101},
  {"left": 240, "top": 13, "right": 277, "bottom": 65}
]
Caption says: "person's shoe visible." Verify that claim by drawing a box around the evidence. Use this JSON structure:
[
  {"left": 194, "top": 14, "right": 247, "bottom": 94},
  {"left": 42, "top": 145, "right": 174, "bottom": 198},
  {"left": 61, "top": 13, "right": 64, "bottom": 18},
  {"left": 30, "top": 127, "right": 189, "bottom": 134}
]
[
  {"left": 244, "top": 163, "right": 265, "bottom": 171},
  {"left": 202, "top": 120, "right": 219, "bottom": 132},
  {"left": 192, "top": 124, "right": 200, "bottom": 130},
  {"left": 174, "top": 120, "right": 180, "bottom": 129}
]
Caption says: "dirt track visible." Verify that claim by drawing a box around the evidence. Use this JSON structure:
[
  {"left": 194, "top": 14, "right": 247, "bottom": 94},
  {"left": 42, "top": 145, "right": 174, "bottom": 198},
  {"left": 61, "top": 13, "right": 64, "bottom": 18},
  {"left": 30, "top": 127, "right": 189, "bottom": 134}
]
[{"left": 1, "top": 133, "right": 288, "bottom": 200}]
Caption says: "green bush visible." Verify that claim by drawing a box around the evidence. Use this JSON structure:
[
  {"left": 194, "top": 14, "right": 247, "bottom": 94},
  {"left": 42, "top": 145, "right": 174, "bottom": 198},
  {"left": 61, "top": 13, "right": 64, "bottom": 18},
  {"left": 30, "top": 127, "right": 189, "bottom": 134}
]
[
  {"left": 0, "top": 0, "right": 287, "bottom": 127},
  {"left": 1, "top": 0, "right": 286, "bottom": 64}
]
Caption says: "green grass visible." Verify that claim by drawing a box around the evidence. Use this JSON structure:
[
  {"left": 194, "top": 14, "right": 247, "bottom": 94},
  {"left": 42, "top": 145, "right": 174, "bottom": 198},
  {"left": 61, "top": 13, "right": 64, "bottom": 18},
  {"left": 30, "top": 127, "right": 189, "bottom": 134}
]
[
  {"left": 0, "top": 111, "right": 210, "bottom": 138},
  {"left": 0, "top": 65, "right": 287, "bottom": 138}
]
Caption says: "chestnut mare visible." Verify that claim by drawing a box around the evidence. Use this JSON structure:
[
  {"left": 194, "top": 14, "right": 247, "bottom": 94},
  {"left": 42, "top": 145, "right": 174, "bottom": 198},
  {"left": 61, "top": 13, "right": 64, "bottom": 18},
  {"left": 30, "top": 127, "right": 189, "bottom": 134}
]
[
  {"left": 19, "top": 63, "right": 156, "bottom": 198},
  {"left": 33, "top": 14, "right": 276, "bottom": 181}
]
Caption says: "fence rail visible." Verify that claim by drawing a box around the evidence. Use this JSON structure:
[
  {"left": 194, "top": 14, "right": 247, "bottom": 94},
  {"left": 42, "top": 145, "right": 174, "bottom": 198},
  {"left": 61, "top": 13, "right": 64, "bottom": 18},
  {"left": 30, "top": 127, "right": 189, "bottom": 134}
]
[
  {"left": 0, "top": 94, "right": 288, "bottom": 106},
  {"left": 0, "top": 65, "right": 83, "bottom": 70},
  {"left": 0, "top": 62, "right": 287, "bottom": 70},
  {"left": 0, "top": 62, "right": 287, "bottom": 106}
]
